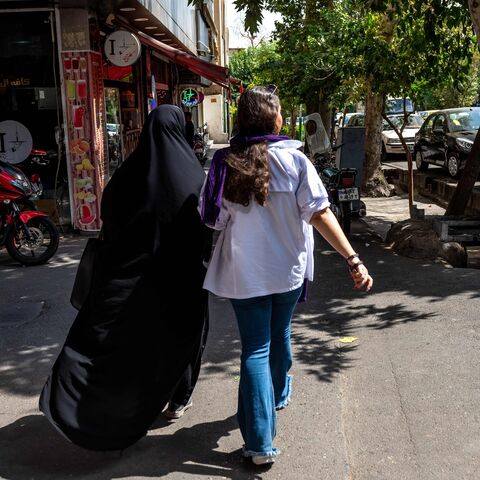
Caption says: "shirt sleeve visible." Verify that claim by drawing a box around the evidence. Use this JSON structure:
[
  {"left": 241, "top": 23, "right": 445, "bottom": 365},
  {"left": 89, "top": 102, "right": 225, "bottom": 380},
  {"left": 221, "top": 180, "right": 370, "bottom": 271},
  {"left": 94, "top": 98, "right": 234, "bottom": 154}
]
[
  {"left": 198, "top": 179, "right": 230, "bottom": 231},
  {"left": 212, "top": 202, "right": 231, "bottom": 231},
  {"left": 295, "top": 153, "right": 330, "bottom": 222}
]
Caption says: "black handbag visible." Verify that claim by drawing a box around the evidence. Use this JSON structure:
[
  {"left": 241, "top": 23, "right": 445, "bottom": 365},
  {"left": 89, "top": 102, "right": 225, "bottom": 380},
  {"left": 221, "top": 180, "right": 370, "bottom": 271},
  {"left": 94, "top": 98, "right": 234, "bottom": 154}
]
[{"left": 70, "top": 233, "right": 102, "bottom": 310}]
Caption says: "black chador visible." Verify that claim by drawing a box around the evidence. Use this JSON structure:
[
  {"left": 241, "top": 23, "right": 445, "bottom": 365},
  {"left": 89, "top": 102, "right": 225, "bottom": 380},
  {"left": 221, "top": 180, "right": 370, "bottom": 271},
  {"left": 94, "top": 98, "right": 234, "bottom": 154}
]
[{"left": 40, "top": 105, "right": 210, "bottom": 450}]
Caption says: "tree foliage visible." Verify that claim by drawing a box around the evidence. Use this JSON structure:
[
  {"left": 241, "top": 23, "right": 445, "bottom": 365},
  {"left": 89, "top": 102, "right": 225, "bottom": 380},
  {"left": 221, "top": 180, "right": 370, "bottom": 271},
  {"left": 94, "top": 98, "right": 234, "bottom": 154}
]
[{"left": 191, "top": 0, "right": 480, "bottom": 210}]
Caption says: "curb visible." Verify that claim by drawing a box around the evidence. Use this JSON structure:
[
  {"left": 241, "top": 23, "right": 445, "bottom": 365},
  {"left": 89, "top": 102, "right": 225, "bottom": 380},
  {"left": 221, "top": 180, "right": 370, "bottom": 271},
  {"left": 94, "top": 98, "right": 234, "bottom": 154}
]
[{"left": 383, "top": 167, "right": 480, "bottom": 215}]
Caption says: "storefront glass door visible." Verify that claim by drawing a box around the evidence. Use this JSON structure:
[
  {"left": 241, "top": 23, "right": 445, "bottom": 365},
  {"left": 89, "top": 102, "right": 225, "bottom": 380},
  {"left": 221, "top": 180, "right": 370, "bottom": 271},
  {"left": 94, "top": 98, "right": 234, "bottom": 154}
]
[{"left": 104, "top": 87, "right": 123, "bottom": 176}]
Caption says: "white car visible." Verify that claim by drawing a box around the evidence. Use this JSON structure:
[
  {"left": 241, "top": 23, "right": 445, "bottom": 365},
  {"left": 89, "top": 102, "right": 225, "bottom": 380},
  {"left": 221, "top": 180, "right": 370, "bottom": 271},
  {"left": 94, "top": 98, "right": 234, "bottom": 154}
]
[
  {"left": 382, "top": 114, "right": 424, "bottom": 158},
  {"left": 334, "top": 112, "right": 356, "bottom": 137},
  {"left": 347, "top": 113, "right": 424, "bottom": 159}
]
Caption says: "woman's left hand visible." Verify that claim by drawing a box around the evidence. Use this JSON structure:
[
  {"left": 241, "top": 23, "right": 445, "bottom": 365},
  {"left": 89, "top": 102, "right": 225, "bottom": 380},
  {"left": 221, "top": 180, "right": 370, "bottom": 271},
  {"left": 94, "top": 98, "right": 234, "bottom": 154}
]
[{"left": 350, "top": 263, "right": 373, "bottom": 291}]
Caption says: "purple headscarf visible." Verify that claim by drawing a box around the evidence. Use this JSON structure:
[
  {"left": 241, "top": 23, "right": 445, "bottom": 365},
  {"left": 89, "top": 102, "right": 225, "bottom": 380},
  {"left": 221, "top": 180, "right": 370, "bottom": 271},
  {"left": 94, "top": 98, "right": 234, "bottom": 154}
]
[{"left": 200, "top": 134, "right": 289, "bottom": 227}]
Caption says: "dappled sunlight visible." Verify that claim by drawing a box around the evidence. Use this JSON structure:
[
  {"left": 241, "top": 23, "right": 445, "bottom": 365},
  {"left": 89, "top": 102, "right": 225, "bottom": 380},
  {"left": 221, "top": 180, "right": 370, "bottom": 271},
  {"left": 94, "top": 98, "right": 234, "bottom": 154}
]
[
  {"left": 287, "top": 226, "right": 480, "bottom": 383},
  {"left": 0, "top": 344, "right": 59, "bottom": 397}
]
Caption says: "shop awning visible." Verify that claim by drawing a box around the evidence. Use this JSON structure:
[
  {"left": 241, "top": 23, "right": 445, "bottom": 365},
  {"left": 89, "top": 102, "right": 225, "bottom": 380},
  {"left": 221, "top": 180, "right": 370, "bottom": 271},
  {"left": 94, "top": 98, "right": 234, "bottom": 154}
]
[{"left": 116, "top": 23, "right": 230, "bottom": 89}]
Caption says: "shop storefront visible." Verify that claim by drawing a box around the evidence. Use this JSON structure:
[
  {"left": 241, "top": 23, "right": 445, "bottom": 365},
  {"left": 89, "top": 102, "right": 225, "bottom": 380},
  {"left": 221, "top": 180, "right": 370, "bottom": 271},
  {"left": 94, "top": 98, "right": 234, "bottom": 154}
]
[
  {"left": 1, "top": 2, "right": 229, "bottom": 232},
  {"left": 0, "top": 9, "right": 66, "bottom": 221}
]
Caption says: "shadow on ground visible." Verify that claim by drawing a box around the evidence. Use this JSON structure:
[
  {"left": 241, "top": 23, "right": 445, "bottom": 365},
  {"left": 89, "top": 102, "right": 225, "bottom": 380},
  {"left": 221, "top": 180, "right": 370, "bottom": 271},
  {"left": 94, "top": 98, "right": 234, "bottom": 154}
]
[
  {"left": 0, "top": 414, "right": 267, "bottom": 480},
  {"left": 1, "top": 221, "right": 480, "bottom": 478}
]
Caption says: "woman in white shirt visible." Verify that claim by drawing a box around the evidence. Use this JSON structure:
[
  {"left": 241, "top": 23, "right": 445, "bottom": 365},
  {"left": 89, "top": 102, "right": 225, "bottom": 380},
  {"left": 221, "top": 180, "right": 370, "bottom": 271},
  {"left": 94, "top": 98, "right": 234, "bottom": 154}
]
[{"left": 200, "top": 86, "right": 372, "bottom": 466}]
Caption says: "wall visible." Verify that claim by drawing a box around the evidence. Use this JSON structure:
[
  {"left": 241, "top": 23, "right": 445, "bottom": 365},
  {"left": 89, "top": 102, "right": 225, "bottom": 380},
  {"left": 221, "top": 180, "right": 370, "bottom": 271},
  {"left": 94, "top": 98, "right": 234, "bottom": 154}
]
[
  {"left": 203, "top": 94, "right": 228, "bottom": 143},
  {"left": 137, "top": 0, "right": 196, "bottom": 53}
]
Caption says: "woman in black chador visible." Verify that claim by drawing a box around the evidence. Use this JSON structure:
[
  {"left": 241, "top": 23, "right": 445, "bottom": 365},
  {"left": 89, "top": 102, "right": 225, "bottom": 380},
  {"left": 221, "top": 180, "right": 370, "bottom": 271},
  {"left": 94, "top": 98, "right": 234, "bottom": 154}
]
[{"left": 40, "top": 105, "right": 211, "bottom": 451}]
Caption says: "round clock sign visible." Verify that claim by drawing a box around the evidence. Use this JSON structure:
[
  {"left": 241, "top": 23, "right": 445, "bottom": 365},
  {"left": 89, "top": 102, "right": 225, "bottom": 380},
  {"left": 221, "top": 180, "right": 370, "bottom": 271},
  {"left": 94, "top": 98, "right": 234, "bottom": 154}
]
[
  {"left": 0, "top": 120, "right": 33, "bottom": 164},
  {"left": 104, "top": 30, "right": 141, "bottom": 67}
]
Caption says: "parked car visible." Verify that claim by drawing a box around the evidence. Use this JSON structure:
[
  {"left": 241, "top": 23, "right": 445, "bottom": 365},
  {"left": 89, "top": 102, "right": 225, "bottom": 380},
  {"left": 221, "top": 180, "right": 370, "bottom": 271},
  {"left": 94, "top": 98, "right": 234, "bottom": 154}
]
[
  {"left": 336, "top": 112, "right": 356, "bottom": 128},
  {"left": 347, "top": 112, "right": 424, "bottom": 159},
  {"left": 417, "top": 110, "right": 437, "bottom": 120},
  {"left": 414, "top": 107, "right": 480, "bottom": 178},
  {"left": 334, "top": 112, "right": 356, "bottom": 137}
]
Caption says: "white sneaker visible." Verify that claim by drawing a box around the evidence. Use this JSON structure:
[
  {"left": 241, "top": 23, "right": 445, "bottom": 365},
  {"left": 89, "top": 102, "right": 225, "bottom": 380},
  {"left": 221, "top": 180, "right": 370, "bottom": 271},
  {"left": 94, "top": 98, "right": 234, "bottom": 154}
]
[
  {"left": 252, "top": 455, "right": 276, "bottom": 465},
  {"left": 165, "top": 400, "right": 193, "bottom": 419}
]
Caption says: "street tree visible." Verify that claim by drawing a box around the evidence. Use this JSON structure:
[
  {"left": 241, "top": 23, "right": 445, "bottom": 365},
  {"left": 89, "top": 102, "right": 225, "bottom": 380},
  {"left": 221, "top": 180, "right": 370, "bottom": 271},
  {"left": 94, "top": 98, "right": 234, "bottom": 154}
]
[
  {"left": 191, "top": 0, "right": 478, "bottom": 213},
  {"left": 365, "top": 0, "right": 480, "bottom": 215},
  {"left": 229, "top": 42, "right": 303, "bottom": 138},
  {"left": 419, "top": 54, "right": 480, "bottom": 109}
]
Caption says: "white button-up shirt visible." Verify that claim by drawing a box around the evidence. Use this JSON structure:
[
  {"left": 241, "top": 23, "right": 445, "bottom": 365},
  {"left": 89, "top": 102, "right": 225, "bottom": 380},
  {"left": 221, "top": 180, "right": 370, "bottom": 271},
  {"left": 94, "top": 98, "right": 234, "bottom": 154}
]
[{"left": 200, "top": 140, "right": 330, "bottom": 299}]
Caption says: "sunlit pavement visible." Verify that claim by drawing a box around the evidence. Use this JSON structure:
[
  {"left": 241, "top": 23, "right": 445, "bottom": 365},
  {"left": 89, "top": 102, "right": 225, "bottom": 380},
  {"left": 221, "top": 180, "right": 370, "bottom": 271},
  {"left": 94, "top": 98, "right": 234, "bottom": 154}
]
[{"left": 1, "top": 193, "right": 480, "bottom": 479}]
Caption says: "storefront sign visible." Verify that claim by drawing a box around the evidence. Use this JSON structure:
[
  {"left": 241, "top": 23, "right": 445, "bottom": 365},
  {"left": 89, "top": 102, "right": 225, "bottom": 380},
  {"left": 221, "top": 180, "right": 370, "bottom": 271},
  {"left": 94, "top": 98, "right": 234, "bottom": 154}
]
[
  {"left": 0, "top": 120, "right": 33, "bottom": 164},
  {"left": 104, "top": 30, "right": 141, "bottom": 67},
  {"left": 181, "top": 88, "right": 204, "bottom": 107},
  {"left": 0, "top": 77, "right": 31, "bottom": 88}
]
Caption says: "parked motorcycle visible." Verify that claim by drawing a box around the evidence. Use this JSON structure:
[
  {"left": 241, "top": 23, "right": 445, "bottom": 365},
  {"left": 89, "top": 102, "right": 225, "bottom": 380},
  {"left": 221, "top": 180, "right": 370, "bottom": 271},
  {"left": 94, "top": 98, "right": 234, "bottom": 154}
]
[
  {"left": 16, "top": 148, "right": 59, "bottom": 192},
  {"left": 321, "top": 165, "right": 360, "bottom": 236},
  {"left": 0, "top": 160, "right": 59, "bottom": 265},
  {"left": 312, "top": 149, "right": 364, "bottom": 237},
  {"left": 193, "top": 122, "right": 209, "bottom": 166}
]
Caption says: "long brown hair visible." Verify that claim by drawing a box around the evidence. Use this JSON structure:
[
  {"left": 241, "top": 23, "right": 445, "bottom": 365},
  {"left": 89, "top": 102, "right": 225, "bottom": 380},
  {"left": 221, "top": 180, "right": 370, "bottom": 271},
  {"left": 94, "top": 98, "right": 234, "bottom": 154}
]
[{"left": 223, "top": 87, "right": 280, "bottom": 207}]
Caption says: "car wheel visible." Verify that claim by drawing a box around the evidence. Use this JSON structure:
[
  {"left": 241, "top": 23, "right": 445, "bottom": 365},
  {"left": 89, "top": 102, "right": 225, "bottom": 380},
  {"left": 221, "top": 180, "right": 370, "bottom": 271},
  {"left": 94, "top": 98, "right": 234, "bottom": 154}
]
[
  {"left": 415, "top": 150, "right": 429, "bottom": 171},
  {"left": 446, "top": 153, "right": 460, "bottom": 179}
]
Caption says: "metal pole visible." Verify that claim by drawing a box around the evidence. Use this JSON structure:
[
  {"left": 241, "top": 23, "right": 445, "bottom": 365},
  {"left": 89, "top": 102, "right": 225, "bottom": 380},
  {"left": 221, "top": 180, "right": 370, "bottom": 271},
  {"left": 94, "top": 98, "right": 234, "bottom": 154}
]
[{"left": 54, "top": 6, "right": 76, "bottom": 227}]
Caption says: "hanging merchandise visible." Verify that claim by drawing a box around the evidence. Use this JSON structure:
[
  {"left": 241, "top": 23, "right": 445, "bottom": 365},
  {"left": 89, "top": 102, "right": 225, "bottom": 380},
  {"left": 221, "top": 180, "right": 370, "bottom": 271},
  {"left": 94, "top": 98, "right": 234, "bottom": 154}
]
[{"left": 62, "top": 51, "right": 107, "bottom": 232}]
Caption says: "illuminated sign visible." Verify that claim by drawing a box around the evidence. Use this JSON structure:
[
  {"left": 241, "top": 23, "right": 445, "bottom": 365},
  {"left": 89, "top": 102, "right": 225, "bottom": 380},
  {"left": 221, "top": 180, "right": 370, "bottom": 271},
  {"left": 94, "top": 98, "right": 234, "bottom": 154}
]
[{"left": 181, "top": 88, "right": 204, "bottom": 107}]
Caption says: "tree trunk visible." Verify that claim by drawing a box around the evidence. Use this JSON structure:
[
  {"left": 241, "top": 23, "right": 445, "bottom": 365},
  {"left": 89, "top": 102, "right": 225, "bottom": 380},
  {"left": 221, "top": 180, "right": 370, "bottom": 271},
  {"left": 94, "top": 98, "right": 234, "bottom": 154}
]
[
  {"left": 305, "top": 94, "right": 319, "bottom": 115},
  {"left": 290, "top": 107, "right": 297, "bottom": 139},
  {"left": 363, "top": 84, "right": 390, "bottom": 196},
  {"left": 445, "top": 127, "right": 480, "bottom": 215},
  {"left": 446, "top": 1, "right": 480, "bottom": 215},
  {"left": 469, "top": 0, "right": 480, "bottom": 44},
  {"left": 319, "top": 91, "right": 331, "bottom": 142}
]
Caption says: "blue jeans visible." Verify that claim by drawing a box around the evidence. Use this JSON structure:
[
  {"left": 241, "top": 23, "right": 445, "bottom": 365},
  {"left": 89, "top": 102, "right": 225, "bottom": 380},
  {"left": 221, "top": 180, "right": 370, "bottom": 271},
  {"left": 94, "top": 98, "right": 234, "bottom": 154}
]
[{"left": 230, "top": 286, "right": 302, "bottom": 457}]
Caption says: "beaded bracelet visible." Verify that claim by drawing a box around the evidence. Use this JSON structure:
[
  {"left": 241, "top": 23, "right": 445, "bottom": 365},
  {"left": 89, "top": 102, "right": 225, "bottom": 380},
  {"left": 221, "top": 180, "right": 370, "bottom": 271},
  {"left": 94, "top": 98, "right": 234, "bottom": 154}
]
[
  {"left": 348, "top": 261, "right": 364, "bottom": 272},
  {"left": 346, "top": 253, "right": 364, "bottom": 272}
]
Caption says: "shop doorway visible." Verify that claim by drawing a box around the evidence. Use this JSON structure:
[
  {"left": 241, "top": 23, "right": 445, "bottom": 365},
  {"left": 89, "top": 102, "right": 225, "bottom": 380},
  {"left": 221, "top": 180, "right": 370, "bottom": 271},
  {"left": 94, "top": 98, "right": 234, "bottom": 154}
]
[
  {"left": 0, "top": 10, "right": 68, "bottom": 225},
  {"left": 105, "top": 87, "right": 123, "bottom": 176}
]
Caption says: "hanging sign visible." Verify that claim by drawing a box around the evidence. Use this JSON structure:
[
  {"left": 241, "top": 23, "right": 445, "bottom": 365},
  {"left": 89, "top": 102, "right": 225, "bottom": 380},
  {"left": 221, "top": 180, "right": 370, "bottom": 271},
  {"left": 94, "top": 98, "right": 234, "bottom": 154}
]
[
  {"left": 181, "top": 88, "right": 204, "bottom": 107},
  {"left": 0, "top": 120, "right": 33, "bottom": 164},
  {"left": 104, "top": 30, "right": 141, "bottom": 67}
]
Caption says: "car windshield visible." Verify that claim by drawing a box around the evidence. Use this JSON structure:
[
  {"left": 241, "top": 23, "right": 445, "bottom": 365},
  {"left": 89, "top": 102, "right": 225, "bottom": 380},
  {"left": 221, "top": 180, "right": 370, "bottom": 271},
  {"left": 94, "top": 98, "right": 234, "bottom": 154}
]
[
  {"left": 448, "top": 110, "right": 480, "bottom": 132},
  {"left": 383, "top": 114, "right": 423, "bottom": 130}
]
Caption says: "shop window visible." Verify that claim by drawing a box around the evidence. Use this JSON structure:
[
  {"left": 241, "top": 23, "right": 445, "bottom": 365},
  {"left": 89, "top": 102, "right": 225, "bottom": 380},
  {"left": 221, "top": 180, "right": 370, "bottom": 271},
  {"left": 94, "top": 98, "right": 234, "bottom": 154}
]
[{"left": 0, "top": 11, "right": 64, "bottom": 204}]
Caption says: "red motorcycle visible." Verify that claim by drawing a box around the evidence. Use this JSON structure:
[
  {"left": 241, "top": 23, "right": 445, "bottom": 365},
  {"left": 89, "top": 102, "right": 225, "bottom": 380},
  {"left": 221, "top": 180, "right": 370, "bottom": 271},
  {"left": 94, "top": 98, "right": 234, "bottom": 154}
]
[{"left": 0, "top": 160, "right": 59, "bottom": 265}]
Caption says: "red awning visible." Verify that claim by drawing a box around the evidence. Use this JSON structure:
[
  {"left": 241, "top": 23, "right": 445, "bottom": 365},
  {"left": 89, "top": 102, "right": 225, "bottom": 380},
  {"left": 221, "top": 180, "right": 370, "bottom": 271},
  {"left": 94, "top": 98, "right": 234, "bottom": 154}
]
[{"left": 129, "top": 28, "right": 230, "bottom": 89}]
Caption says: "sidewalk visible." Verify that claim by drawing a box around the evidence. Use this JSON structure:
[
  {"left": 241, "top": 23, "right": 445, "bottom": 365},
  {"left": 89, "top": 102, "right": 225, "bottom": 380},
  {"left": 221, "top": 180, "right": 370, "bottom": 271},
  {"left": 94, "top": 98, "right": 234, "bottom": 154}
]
[
  {"left": 1, "top": 182, "right": 480, "bottom": 479},
  {"left": 361, "top": 194, "right": 445, "bottom": 241}
]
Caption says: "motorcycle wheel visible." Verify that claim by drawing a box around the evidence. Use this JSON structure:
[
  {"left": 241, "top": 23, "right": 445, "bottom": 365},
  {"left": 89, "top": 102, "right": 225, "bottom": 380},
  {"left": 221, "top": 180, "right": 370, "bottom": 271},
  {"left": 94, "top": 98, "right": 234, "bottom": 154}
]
[
  {"left": 340, "top": 202, "right": 352, "bottom": 237},
  {"left": 5, "top": 216, "right": 59, "bottom": 266}
]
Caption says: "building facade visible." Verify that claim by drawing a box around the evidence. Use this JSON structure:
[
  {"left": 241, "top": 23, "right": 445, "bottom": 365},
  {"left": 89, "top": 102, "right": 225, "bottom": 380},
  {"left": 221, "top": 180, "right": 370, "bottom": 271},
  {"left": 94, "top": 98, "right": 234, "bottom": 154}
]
[{"left": 0, "top": 0, "right": 229, "bottom": 231}]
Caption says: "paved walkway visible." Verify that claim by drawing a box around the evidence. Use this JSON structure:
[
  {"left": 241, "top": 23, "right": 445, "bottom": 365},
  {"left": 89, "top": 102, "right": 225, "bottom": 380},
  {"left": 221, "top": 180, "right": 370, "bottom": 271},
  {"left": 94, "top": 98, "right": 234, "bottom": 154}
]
[
  {"left": 1, "top": 146, "right": 480, "bottom": 479},
  {"left": 361, "top": 195, "right": 445, "bottom": 241}
]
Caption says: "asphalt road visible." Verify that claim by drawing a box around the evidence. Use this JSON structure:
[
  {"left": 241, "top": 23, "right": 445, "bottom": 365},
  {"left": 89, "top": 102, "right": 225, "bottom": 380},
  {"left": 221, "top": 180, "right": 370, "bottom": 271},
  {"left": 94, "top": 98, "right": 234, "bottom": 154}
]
[{"left": 1, "top": 218, "right": 480, "bottom": 479}]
